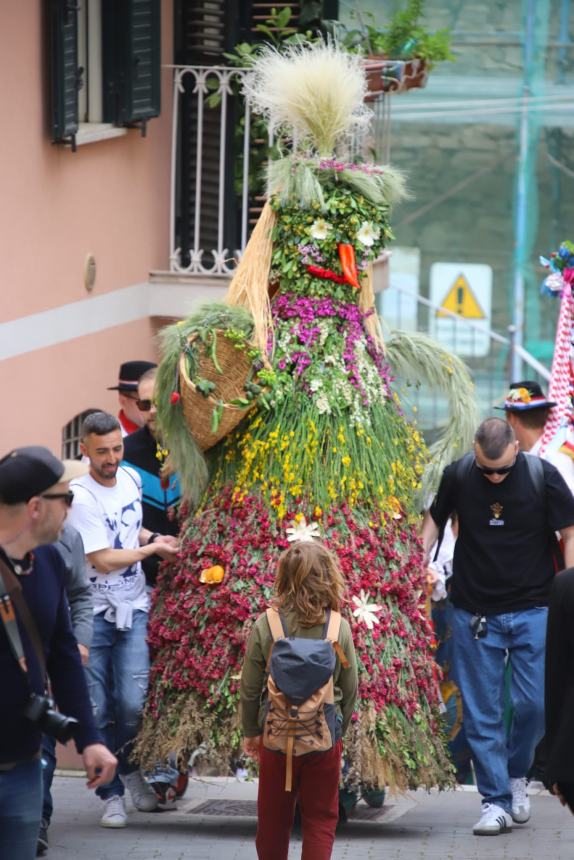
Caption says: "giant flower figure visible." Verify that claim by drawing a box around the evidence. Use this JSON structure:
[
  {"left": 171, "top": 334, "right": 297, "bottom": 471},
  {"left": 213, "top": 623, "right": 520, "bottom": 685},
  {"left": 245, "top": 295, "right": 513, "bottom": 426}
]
[{"left": 138, "top": 44, "right": 477, "bottom": 794}]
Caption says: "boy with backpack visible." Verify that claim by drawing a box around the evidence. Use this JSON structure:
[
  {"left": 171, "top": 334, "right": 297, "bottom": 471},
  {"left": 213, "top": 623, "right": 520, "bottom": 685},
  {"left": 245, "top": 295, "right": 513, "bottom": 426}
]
[{"left": 240, "top": 539, "right": 358, "bottom": 860}]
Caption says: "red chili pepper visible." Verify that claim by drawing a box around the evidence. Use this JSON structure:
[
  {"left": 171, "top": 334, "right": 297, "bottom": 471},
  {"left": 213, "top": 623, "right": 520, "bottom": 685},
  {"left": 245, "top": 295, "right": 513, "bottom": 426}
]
[
  {"left": 307, "top": 265, "right": 347, "bottom": 285},
  {"left": 170, "top": 391, "right": 181, "bottom": 404},
  {"left": 338, "top": 243, "right": 360, "bottom": 289}
]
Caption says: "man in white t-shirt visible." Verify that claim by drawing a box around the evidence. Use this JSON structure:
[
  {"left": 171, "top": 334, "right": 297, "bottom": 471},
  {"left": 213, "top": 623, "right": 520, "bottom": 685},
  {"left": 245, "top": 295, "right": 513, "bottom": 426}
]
[
  {"left": 500, "top": 380, "right": 574, "bottom": 495},
  {"left": 67, "top": 412, "right": 178, "bottom": 829}
]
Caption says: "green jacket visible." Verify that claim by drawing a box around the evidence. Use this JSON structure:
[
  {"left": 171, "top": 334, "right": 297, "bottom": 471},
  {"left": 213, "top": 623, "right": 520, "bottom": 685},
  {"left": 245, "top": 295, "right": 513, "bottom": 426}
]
[{"left": 240, "top": 609, "right": 358, "bottom": 738}]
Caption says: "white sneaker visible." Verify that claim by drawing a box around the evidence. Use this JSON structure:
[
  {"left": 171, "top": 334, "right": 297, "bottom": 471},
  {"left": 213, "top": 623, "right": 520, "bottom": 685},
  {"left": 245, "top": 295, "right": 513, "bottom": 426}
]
[
  {"left": 123, "top": 771, "right": 159, "bottom": 812},
  {"left": 510, "top": 776, "right": 531, "bottom": 823},
  {"left": 472, "top": 803, "right": 512, "bottom": 835},
  {"left": 100, "top": 795, "right": 127, "bottom": 828}
]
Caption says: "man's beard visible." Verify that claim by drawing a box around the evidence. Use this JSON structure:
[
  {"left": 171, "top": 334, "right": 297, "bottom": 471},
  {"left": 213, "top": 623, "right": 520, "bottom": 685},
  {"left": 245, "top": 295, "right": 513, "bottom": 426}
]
[{"left": 93, "top": 462, "right": 119, "bottom": 480}]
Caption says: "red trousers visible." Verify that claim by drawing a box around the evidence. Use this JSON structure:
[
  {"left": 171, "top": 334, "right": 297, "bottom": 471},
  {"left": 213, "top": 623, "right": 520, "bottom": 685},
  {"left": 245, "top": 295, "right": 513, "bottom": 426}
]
[{"left": 255, "top": 739, "right": 342, "bottom": 860}]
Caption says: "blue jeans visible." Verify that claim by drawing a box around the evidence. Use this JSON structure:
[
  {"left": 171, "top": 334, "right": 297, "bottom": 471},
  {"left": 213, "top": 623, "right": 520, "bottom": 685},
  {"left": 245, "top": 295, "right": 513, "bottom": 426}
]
[
  {"left": 451, "top": 607, "right": 547, "bottom": 812},
  {"left": 0, "top": 758, "right": 43, "bottom": 860},
  {"left": 41, "top": 734, "right": 57, "bottom": 824},
  {"left": 87, "top": 610, "right": 150, "bottom": 800}
]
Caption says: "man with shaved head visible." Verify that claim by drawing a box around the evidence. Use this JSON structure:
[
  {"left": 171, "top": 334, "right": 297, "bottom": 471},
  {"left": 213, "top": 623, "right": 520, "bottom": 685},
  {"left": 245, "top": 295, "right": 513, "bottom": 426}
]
[{"left": 422, "top": 417, "right": 574, "bottom": 836}]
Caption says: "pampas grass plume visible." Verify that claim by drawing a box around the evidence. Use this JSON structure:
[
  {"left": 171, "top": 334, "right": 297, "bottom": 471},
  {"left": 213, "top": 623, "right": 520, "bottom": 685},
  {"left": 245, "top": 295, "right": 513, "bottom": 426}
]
[{"left": 242, "top": 43, "right": 370, "bottom": 156}]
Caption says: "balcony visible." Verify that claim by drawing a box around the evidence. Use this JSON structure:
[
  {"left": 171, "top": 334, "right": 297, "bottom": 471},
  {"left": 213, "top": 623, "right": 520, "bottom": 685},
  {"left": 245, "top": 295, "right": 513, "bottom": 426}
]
[{"left": 156, "top": 60, "right": 434, "bottom": 286}]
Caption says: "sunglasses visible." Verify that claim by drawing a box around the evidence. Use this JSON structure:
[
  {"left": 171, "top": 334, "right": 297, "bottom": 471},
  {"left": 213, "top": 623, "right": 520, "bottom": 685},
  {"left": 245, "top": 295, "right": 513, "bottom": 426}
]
[
  {"left": 41, "top": 491, "right": 75, "bottom": 507},
  {"left": 136, "top": 399, "right": 155, "bottom": 412},
  {"left": 474, "top": 458, "right": 516, "bottom": 476}
]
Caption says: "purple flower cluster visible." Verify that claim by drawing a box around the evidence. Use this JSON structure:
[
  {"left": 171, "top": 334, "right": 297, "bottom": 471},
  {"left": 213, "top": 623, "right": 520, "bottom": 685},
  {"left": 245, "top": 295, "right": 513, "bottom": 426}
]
[
  {"left": 297, "top": 243, "right": 324, "bottom": 266},
  {"left": 290, "top": 351, "right": 313, "bottom": 376},
  {"left": 272, "top": 293, "right": 394, "bottom": 397},
  {"left": 317, "top": 158, "right": 385, "bottom": 176},
  {"left": 273, "top": 293, "right": 364, "bottom": 325}
]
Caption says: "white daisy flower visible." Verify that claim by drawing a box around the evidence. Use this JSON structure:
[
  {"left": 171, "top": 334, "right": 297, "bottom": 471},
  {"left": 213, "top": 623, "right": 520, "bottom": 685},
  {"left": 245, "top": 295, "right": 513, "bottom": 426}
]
[
  {"left": 286, "top": 517, "right": 321, "bottom": 543},
  {"left": 310, "top": 219, "right": 332, "bottom": 240},
  {"left": 356, "top": 221, "right": 381, "bottom": 247},
  {"left": 352, "top": 589, "right": 382, "bottom": 630}
]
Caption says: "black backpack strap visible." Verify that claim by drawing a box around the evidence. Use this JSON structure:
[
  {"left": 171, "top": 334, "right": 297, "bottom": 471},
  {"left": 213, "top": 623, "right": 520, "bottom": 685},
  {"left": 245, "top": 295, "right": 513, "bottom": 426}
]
[
  {"left": 523, "top": 452, "right": 545, "bottom": 495},
  {"left": 521, "top": 453, "right": 562, "bottom": 566},
  {"left": 455, "top": 451, "right": 475, "bottom": 483}
]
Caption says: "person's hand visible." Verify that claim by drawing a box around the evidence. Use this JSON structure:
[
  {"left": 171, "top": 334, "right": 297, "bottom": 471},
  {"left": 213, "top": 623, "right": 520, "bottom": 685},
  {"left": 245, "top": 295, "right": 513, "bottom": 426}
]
[
  {"left": 153, "top": 542, "right": 179, "bottom": 562},
  {"left": 82, "top": 744, "right": 117, "bottom": 789},
  {"left": 154, "top": 534, "right": 179, "bottom": 548},
  {"left": 78, "top": 643, "right": 90, "bottom": 666},
  {"left": 243, "top": 736, "right": 260, "bottom": 762}
]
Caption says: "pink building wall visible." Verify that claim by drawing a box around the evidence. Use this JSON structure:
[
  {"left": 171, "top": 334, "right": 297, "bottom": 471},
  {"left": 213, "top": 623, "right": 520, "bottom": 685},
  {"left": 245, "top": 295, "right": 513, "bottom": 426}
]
[{"left": 0, "top": 2, "right": 174, "bottom": 454}]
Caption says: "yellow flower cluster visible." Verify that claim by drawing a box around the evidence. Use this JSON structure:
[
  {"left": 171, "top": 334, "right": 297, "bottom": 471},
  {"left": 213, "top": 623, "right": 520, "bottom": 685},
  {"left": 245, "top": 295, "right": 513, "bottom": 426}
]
[{"left": 217, "top": 408, "right": 427, "bottom": 522}]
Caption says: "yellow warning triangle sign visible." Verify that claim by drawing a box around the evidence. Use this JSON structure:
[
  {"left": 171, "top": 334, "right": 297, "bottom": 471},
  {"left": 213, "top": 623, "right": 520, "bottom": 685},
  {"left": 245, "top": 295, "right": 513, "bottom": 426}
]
[{"left": 436, "top": 274, "right": 486, "bottom": 319}]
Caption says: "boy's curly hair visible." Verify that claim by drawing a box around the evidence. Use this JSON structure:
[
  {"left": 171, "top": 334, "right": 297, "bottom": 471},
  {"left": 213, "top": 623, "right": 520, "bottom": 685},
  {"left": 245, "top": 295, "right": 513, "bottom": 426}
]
[{"left": 274, "top": 541, "right": 346, "bottom": 627}]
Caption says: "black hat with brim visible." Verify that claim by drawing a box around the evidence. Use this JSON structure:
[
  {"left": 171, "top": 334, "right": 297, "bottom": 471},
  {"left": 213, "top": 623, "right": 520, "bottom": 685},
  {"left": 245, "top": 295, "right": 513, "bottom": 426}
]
[
  {"left": 495, "top": 380, "right": 557, "bottom": 412},
  {"left": 107, "top": 360, "right": 157, "bottom": 392}
]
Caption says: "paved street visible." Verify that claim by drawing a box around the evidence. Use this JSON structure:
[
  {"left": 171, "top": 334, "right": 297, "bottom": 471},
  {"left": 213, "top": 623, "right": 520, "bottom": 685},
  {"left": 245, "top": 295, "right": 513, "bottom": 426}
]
[{"left": 46, "top": 774, "right": 574, "bottom": 860}]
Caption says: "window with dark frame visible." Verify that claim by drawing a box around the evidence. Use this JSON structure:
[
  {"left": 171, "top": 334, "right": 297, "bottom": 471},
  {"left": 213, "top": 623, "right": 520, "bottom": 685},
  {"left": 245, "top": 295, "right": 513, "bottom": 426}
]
[
  {"left": 62, "top": 409, "right": 100, "bottom": 460},
  {"left": 49, "top": 0, "right": 161, "bottom": 150}
]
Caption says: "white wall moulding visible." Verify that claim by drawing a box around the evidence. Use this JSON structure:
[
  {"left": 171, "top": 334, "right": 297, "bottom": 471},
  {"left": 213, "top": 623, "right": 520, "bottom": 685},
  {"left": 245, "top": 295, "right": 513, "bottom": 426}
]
[{"left": 0, "top": 281, "right": 228, "bottom": 361}]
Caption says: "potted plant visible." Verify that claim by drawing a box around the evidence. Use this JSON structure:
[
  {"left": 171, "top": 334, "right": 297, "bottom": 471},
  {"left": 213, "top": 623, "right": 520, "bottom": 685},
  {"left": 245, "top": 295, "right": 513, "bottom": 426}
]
[{"left": 326, "top": 0, "right": 454, "bottom": 95}]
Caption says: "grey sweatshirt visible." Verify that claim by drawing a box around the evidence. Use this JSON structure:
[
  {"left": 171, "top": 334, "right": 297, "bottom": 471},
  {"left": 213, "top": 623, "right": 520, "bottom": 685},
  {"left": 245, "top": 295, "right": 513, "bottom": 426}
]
[{"left": 55, "top": 522, "right": 94, "bottom": 648}]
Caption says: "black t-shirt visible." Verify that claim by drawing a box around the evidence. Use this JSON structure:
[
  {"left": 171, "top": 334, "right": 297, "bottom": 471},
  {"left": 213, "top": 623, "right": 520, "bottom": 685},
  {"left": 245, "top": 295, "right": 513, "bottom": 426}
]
[{"left": 430, "top": 452, "right": 574, "bottom": 614}]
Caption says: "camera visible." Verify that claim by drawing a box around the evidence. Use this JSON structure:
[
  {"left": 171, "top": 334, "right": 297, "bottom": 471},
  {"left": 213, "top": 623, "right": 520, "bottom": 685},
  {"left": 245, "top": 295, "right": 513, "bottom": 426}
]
[
  {"left": 470, "top": 614, "right": 488, "bottom": 640},
  {"left": 23, "top": 693, "right": 79, "bottom": 743}
]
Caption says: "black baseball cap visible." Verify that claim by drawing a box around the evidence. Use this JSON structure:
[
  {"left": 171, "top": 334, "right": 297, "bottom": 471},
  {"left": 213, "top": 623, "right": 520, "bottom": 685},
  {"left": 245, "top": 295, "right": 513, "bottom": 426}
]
[
  {"left": 0, "top": 446, "right": 87, "bottom": 505},
  {"left": 107, "top": 361, "right": 157, "bottom": 392}
]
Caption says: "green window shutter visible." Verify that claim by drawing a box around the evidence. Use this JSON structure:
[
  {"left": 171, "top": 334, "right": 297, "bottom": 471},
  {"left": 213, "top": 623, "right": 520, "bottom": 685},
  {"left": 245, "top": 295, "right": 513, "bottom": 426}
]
[
  {"left": 50, "top": 0, "right": 81, "bottom": 149},
  {"left": 103, "top": 0, "right": 161, "bottom": 132}
]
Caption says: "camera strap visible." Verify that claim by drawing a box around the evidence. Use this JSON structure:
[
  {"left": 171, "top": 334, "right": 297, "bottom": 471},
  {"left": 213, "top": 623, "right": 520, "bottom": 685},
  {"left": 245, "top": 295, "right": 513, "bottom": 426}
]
[{"left": 0, "top": 557, "right": 46, "bottom": 680}]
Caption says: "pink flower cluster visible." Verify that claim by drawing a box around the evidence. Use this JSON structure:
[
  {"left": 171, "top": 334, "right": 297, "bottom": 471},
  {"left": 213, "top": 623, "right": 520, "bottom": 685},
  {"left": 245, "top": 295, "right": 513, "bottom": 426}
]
[
  {"left": 272, "top": 293, "right": 394, "bottom": 396},
  {"left": 317, "top": 158, "right": 385, "bottom": 176}
]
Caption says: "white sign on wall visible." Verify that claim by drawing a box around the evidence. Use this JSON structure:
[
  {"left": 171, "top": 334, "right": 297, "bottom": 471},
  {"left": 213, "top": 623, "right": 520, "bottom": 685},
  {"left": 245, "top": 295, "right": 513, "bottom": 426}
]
[
  {"left": 379, "top": 247, "right": 421, "bottom": 331},
  {"left": 429, "top": 262, "right": 493, "bottom": 357}
]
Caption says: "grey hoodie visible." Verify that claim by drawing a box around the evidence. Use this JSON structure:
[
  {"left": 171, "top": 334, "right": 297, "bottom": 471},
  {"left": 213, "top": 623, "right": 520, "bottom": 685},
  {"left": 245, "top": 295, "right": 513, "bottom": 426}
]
[{"left": 55, "top": 522, "right": 94, "bottom": 648}]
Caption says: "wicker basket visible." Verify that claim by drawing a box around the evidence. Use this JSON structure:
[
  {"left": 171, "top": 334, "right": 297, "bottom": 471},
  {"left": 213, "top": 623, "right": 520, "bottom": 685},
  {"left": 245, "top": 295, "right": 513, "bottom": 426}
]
[{"left": 178, "top": 331, "right": 261, "bottom": 451}]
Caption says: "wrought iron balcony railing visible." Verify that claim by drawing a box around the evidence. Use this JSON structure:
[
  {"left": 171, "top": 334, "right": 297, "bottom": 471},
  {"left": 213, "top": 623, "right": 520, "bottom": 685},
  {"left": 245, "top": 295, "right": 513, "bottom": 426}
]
[{"left": 166, "top": 61, "right": 422, "bottom": 278}]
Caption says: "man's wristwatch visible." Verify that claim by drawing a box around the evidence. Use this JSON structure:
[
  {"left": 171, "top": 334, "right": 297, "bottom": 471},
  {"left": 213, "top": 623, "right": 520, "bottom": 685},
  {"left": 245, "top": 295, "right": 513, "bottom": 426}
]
[{"left": 147, "top": 532, "right": 160, "bottom": 546}]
